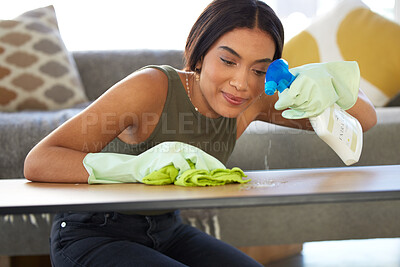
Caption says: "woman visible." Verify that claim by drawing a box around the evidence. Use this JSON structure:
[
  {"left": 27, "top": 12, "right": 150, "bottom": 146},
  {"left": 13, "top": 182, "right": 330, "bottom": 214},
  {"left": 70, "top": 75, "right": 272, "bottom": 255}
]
[{"left": 24, "top": 0, "right": 377, "bottom": 266}]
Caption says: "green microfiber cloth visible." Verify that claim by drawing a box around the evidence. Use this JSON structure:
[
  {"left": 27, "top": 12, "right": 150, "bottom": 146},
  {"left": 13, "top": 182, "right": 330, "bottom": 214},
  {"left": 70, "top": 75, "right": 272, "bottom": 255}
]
[
  {"left": 141, "top": 164, "right": 179, "bottom": 185},
  {"left": 142, "top": 160, "right": 249, "bottom": 187},
  {"left": 174, "top": 167, "right": 248, "bottom": 187}
]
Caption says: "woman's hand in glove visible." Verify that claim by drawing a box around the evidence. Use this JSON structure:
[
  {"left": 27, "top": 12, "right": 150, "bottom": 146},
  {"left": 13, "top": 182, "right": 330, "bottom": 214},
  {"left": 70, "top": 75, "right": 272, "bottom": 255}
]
[{"left": 274, "top": 61, "right": 360, "bottom": 119}]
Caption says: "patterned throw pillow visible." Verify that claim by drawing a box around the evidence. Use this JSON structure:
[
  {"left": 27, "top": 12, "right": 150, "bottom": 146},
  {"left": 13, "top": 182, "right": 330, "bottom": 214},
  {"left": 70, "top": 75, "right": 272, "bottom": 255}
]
[
  {"left": 282, "top": 0, "right": 400, "bottom": 107},
  {"left": 0, "top": 6, "right": 88, "bottom": 112}
]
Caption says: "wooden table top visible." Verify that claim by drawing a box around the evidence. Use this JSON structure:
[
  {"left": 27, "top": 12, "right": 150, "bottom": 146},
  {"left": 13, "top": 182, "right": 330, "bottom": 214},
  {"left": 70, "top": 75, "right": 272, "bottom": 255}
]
[{"left": 1, "top": 165, "right": 399, "bottom": 214}]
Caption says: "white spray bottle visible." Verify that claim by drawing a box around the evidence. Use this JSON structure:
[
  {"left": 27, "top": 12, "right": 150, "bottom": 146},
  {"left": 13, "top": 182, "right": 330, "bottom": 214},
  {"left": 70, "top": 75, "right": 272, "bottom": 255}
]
[{"left": 264, "top": 59, "right": 362, "bottom": 165}]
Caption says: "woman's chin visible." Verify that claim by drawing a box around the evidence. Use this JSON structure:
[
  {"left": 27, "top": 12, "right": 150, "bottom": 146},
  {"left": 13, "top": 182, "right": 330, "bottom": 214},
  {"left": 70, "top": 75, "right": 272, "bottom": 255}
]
[{"left": 216, "top": 108, "right": 243, "bottom": 118}]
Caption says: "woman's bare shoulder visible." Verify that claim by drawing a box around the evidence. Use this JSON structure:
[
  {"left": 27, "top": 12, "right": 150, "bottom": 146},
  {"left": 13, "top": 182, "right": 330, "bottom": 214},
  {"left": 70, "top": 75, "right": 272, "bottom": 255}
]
[
  {"left": 38, "top": 67, "right": 170, "bottom": 152},
  {"left": 105, "top": 67, "right": 169, "bottom": 109}
]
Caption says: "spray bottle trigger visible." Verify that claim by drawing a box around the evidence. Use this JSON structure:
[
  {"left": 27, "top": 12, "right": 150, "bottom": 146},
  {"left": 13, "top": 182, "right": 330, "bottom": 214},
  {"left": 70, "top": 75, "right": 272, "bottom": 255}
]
[{"left": 277, "top": 80, "right": 290, "bottom": 93}]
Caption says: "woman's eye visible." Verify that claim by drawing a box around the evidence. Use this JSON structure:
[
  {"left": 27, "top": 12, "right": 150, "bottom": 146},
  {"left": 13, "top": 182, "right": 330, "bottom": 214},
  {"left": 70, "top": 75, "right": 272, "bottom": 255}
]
[
  {"left": 254, "top": 70, "right": 267, "bottom": 76},
  {"left": 220, "top": 57, "right": 235, "bottom": 66}
]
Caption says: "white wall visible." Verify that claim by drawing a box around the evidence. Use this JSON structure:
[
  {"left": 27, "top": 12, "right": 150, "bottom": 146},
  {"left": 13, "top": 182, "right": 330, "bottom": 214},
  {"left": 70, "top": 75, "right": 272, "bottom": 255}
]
[{"left": 0, "top": 0, "right": 398, "bottom": 51}]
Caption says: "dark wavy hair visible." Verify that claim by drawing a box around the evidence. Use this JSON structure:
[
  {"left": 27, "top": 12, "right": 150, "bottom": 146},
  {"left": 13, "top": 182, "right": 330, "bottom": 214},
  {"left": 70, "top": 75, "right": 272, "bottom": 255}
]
[{"left": 184, "top": 0, "right": 284, "bottom": 71}]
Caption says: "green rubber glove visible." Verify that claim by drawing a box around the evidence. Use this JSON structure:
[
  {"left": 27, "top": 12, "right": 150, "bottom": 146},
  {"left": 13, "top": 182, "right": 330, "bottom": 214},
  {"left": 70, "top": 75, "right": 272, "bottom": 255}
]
[{"left": 275, "top": 61, "right": 360, "bottom": 119}]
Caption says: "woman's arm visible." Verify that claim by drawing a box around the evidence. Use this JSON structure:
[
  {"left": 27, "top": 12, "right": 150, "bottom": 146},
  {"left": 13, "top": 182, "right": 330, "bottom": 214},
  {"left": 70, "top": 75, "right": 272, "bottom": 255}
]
[
  {"left": 343, "top": 88, "right": 377, "bottom": 132},
  {"left": 24, "top": 68, "right": 168, "bottom": 183}
]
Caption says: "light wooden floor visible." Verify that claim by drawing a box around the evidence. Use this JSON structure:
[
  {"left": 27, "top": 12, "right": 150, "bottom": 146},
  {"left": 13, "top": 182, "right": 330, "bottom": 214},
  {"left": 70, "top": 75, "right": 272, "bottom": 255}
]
[
  {"left": 268, "top": 238, "right": 400, "bottom": 267},
  {"left": 1, "top": 238, "right": 399, "bottom": 267}
]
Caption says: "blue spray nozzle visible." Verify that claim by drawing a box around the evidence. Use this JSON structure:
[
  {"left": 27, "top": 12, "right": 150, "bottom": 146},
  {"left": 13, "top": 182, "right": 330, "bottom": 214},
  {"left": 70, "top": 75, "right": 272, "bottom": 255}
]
[{"left": 264, "top": 59, "right": 296, "bottom": 95}]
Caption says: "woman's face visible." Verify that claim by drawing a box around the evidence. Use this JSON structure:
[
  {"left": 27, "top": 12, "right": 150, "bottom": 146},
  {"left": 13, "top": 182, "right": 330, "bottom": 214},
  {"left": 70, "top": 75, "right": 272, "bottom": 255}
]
[{"left": 196, "top": 27, "right": 276, "bottom": 118}]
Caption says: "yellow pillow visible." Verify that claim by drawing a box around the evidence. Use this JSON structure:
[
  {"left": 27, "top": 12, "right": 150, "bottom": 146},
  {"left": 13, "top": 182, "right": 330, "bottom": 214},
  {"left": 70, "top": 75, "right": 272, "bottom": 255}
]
[{"left": 282, "top": 0, "right": 400, "bottom": 107}]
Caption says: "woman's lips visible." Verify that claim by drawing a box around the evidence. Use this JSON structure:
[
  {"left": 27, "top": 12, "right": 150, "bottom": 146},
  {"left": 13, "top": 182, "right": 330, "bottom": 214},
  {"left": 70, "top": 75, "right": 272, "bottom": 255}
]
[{"left": 222, "top": 92, "right": 247, "bottom": 105}]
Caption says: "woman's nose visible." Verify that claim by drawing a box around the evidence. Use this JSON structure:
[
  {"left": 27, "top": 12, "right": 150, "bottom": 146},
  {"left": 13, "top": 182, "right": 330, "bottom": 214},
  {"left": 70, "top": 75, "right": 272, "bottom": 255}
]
[{"left": 229, "top": 70, "right": 248, "bottom": 91}]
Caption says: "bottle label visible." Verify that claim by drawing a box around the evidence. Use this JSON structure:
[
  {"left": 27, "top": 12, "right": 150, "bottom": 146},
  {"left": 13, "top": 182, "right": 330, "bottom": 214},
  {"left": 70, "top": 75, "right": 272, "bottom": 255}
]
[{"left": 327, "top": 106, "right": 358, "bottom": 153}]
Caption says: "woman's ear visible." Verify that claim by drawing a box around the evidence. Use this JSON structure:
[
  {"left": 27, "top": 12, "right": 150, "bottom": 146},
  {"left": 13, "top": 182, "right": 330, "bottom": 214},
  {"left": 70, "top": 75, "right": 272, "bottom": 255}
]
[{"left": 195, "top": 58, "right": 203, "bottom": 72}]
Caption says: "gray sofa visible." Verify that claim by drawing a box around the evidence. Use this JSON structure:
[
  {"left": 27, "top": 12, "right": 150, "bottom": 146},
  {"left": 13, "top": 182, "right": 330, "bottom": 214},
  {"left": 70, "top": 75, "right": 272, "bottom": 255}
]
[{"left": 1, "top": 50, "right": 400, "bottom": 257}]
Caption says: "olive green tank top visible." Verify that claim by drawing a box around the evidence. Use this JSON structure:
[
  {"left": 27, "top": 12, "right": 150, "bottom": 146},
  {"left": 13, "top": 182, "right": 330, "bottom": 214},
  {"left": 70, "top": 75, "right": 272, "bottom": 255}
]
[{"left": 102, "top": 65, "right": 237, "bottom": 165}]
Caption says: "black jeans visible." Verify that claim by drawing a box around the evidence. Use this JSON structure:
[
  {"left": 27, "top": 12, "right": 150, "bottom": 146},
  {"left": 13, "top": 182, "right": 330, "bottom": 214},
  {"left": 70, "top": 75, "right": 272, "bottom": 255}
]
[{"left": 50, "top": 210, "right": 262, "bottom": 267}]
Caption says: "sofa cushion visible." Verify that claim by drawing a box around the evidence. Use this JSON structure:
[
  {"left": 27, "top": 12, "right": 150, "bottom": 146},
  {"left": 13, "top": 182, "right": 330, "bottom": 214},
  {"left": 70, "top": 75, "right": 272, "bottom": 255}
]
[
  {"left": 0, "top": 6, "right": 88, "bottom": 112},
  {"left": 282, "top": 0, "right": 400, "bottom": 107},
  {"left": 73, "top": 50, "right": 184, "bottom": 101},
  {"left": 0, "top": 106, "right": 87, "bottom": 178}
]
